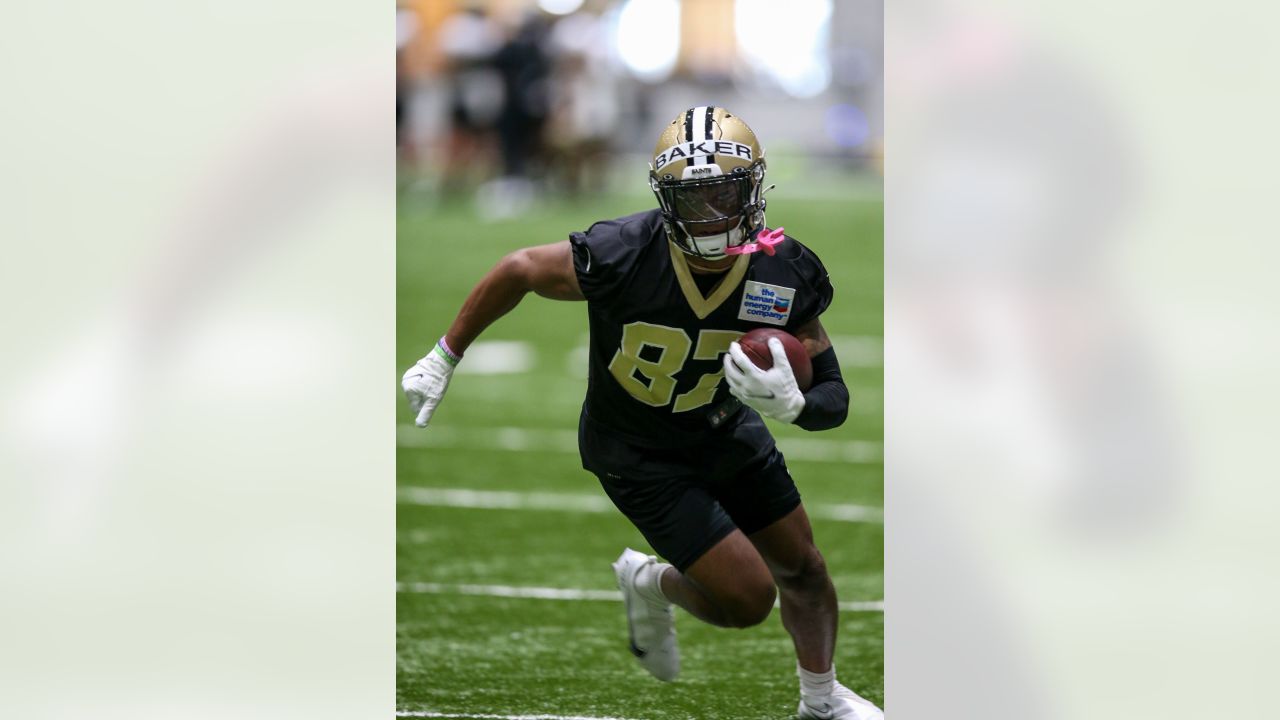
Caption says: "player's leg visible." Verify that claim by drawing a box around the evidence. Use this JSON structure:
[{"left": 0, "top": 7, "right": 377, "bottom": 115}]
[
  {"left": 747, "top": 504, "right": 836, "bottom": 670},
  {"left": 711, "top": 421, "right": 883, "bottom": 719},
  {"left": 749, "top": 504, "right": 882, "bottom": 719},
  {"left": 601, "top": 474, "right": 778, "bottom": 630},
  {"left": 589, "top": 419, "right": 777, "bottom": 679},
  {"left": 608, "top": 500, "right": 775, "bottom": 682},
  {"left": 656, "top": 527, "right": 776, "bottom": 629},
  {"left": 715, "top": 457, "right": 836, "bottom": 672},
  {"left": 711, "top": 429, "right": 820, "bottom": 647}
]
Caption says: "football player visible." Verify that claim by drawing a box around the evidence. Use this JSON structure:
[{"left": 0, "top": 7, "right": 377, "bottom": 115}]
[{"left": 403, "top": 106, "right": 882, "bottom": 720}]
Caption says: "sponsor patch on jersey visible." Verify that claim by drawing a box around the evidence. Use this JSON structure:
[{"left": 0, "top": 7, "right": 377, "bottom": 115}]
[
  {"left": 654, "top": 141, "right": 753, "bottom": 171},
  {"left": 737, "top": 280, "right": 795, "bottom": 326}
]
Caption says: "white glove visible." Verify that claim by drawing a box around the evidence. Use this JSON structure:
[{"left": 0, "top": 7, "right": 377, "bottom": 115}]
[
  {"left": 723, "top": 338, "right": 806, "bottom": 424},
  {"left": 402, "top": 344, "right": 458, "bottom": 427}
]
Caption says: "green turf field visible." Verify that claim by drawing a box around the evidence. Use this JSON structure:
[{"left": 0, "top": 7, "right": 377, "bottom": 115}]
[{"left": 397, "top": 177, "right": 883, "bottom": 719}]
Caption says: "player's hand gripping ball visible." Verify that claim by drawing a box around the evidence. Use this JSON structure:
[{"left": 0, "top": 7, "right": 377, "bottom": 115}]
[
  {"left": 736, "top": 328, "right": 813, "bottom": 390},
  {"left": 724, "top": 329, "right": 811, "bottom": 424}
]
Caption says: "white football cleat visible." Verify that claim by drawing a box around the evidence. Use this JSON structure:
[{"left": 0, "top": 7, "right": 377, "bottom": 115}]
[
  {"left": 797, "top": 681, "right": 884, "bottom": 720},
  {"left": 612, "top": 548, "right": 680, "bottom": 682}
]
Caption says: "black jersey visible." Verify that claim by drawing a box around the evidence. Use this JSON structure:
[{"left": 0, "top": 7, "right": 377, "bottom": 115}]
[{"left": 570, "top": 208, "right": 834, "bottom": 448}]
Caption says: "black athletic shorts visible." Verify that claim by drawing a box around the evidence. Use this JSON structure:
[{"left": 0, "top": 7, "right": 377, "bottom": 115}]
[{"left": 578, "top": 410, "right": 802, "bottom": 572}]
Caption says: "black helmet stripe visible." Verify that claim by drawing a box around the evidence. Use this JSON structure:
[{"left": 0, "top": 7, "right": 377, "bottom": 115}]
[
  {"left": 683, "top": 105, "right": 715, "bottom": 168},
  {"left": 684, "top": 107, "right": 696, "bottom": 168}
]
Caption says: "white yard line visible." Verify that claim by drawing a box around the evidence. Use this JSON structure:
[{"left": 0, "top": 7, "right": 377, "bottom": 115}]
[
  {"left": 399, "top": 425, "right": 579, "bottom": 453},
  {"left": 397, "top": 486, "right": 883, "bottom": 524},
  {"left": 829, "top": 335, "right": 884, "bottom": 368},
  {"left": 396, "top": 707, "right": 637, "bottom": 712},
  {"left": 397, "top": 425, "right": 882, "bottom": 464},
  {"left": 398, "top": 581, "right": 622, "bottom": 602},
  {"left": 453, "top": 340, "right": 535, "bottom": 375},
  {"left": 808, "top": 503, "right": 885, "bottom": 523},
  {"left": 396, "top": 581, "right": 884, "bottom": 613},
  {"left": 399, "top": 487, "right": 614, "bottom": 513}
]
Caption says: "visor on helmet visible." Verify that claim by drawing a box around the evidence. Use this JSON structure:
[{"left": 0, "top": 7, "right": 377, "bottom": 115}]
[
  {"left": 670, "top": 175, "right": 745, "bottom": 221},
  {"left": 655, "top": 172, "right": 753, "bottom": 236}
]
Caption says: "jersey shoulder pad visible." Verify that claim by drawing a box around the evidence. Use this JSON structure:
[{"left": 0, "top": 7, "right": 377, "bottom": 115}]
[
  {"left": 569, "top": 209, "right": 662, "bottom": 305},
  {"left": 776, "top": 235, "right": 835, "bottom": 327}
]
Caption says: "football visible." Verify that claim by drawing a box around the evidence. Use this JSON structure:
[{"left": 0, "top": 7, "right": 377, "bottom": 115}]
[{"left": 738, "top": 328, "right": 813, "bottom": 391}]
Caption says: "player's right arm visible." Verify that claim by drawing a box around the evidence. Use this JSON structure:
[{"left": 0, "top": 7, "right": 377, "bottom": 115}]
[
  {"left": 402, "top": 241, "right": 583, "bottom": 427},
  {"left": 443, "top": 241, "right": 583, "bottom": 354}
]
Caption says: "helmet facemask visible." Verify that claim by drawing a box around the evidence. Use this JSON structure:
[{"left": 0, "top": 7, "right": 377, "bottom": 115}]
[{"left": 650, "top": 159, "right": 768, "bottom": 260}]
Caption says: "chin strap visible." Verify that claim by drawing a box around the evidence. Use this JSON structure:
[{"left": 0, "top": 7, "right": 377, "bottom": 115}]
[{"left": 724, "top": 226, "right": 786, "bottom": 256}]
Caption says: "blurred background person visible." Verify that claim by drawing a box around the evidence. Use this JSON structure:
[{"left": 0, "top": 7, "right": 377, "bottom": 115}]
[
  {"left": 436, "top": 3, "right": 504, "bottom": 195},
  {"left": 545, "top": 5, "right": 621, "bottom": 197},
  {"left": 480, "top": 10, "right": 555, "bottom": 218},
  {"left": 397, "top": 3, "right": 421, "bottom": 168}
]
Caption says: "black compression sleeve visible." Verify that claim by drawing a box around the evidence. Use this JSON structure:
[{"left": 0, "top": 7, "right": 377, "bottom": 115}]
[{"left": 794, "top": 346, "right": 849, "bottom": 431}]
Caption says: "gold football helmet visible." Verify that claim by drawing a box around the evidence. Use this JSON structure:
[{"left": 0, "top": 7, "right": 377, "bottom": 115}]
[{"left": 649, "top": 106, "right": 768, "bottom": 259}]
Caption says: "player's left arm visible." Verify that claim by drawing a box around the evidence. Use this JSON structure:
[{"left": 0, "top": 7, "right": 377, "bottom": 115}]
[{"left": 791, "top": 316, "right": 849, "bottom": 431}]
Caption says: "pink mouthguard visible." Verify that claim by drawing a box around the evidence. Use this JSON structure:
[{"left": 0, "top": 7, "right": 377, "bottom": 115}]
[{"left": 725, "top": 226, "right": 786, "bottom": 256}]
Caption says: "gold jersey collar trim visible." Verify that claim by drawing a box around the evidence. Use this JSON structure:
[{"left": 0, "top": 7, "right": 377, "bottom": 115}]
[{"left": 667, "top": 241, "right": 750, "bottom": 320}]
